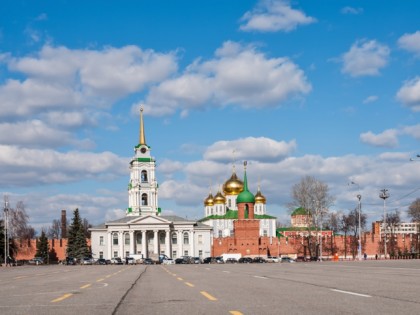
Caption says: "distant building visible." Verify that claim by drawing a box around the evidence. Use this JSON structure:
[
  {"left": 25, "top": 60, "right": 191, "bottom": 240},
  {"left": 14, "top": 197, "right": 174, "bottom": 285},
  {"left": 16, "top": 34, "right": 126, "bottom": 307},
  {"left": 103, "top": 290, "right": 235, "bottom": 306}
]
[{"left": 89, "top": 109, "right": 212, "bottom": 260}]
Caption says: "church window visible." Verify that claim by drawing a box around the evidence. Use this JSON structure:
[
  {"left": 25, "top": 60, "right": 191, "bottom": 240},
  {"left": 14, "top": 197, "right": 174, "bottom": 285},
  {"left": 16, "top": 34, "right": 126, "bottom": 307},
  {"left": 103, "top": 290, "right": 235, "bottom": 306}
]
[
  {"left": 99, "top": 236, "right": 104, "bottom": 246},
  {"left": 113, "top": 251, "right": 118, "bottom": 258},
  {"left": 228, "top": 199, "right": 231, "bottom": 207},
  {"left": 245, "top": 204, "right": 249, "bottom": 219},
  {"left": 172, "top": 233, "right": 177, "bottom": 244},
  {"left": 136, "top": 233, "right": 142, "bottom": 244},
  {"left": 172, "top": 250, "right": 177, "bottom": 258},
  {"left": 218, "top": 230, "right": 222, "bottom": 238},
  {"left": 142, "top": 193, "right": 148, "bottom": 205},
  {"left": 99, "top": 251, "right": 103, "bottom": 259},
  {"left": 184, "top": 250, "right": 188, "bottom": 256},
  {"left": 198, "top": 235, "right": 203, "bottom": 244},
  {"left": 113, "top": 233, "right": 118, "bottom": 245},
  {"left": 263, "top": 230, "right": 268, "bottom": 237},
  {"left": 198, "top": 250, "right": 203, "bottom": 258},
  {"left": 141, "top": 170, "right": 148, "bottom": 182},
  {"left": 183, "top": 232, "right": 189, "bottom": 245},
  {"left": 125, "top": 233, "right": 130, "bottom": 245}
]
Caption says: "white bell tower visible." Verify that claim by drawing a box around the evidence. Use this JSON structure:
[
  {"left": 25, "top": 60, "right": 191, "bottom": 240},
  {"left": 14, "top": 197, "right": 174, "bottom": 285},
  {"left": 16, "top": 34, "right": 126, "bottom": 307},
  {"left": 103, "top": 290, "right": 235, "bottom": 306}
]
[{"left": 127, "top": 107, "right": 160, "bottom": 216}]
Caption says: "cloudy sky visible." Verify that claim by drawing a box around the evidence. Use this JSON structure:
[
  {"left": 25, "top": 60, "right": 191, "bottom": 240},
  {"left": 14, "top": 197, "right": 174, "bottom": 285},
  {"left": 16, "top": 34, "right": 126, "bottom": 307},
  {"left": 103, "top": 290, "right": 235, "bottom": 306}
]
[{"left": 0, "top": 0, "right": 419, "bottom": 232}]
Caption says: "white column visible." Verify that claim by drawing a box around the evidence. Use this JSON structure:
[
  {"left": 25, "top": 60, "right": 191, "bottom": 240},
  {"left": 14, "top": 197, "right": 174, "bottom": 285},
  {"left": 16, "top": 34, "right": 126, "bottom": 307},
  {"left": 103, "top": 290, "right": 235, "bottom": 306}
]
[
  {"left": 165, "top": 230, "right": 171, "bottom": 257},
  {"left": 118, "top": 232, "right": 124, "bottom": 258},
  {"left": 142, "top": 230, "right": 147, "bottom": 258},
  {"left": 178, "top": 231, "right": 183, "bottom": 256},
  {"left": 153, "top": 230, "right": 159, "bottom": 254},
  {"left": 129, "top": 231, "right": 134, "bottom": 255},
  {"left": 107, "top": 232, "right": 112, "bottom": 259},
  {"left": 190, "top": 230, "right": 195, "bottom": 257}
]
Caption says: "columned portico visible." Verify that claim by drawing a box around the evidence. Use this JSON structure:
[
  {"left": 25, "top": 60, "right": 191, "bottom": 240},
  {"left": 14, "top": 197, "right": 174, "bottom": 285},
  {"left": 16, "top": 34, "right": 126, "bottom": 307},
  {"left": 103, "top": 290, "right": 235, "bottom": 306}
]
[
  {"left": 153, "top": 230, "right": 159, "bottom": 254},
  {"left": 141, "top": 230, "right": 146, "bottom": 256}
]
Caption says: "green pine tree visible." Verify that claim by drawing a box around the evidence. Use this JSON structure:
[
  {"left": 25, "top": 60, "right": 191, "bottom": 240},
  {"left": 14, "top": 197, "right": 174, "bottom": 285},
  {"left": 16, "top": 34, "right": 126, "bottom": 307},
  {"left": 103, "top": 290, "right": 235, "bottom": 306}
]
[
  {"left": 67, "top": 208, "right": 90, "bottom": 260},
  {"left": 36, "top": 230, "right": 49, "bottom": 263}
]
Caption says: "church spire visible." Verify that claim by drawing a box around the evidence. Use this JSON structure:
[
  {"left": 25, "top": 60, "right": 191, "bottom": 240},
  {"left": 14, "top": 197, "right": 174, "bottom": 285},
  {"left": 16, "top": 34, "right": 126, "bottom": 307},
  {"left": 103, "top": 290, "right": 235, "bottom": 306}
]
[{"left": 139, "top": 107, "right": 146, "bottom": 146}]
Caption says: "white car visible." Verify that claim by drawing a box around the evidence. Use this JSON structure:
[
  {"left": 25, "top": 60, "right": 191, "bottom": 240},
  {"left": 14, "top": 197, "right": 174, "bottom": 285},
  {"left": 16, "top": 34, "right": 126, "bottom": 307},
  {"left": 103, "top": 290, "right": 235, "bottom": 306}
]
[
  {"left": 162, "top": 258, "right": 175, "bottom": 265},
  {"left": 267, "top": 256, "right": 279, "bottom": 263}
]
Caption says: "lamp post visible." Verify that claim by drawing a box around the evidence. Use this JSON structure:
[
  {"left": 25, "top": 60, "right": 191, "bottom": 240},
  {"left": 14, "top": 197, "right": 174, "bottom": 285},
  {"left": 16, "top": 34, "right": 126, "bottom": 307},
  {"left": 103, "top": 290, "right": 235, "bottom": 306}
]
[
  {"left": 3, "top": 197, "right": 9, "bottom": 266},
  {"left": 379, "top": 189, "right": 390, "bottom": 259},
  {"left": 350, "top": 182, "right": 362, "bottom": 261}
]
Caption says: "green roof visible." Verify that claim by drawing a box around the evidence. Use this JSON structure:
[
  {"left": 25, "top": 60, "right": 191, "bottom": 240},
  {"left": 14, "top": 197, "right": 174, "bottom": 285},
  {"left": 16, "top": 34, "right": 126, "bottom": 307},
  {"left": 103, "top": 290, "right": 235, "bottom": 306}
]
[
  {"left": 236, "top": 167, "right": 255, "bottom": 203},
  {"left": 199, "top": 210, "right": 276, "bottom": 222},
  {"left": 291, "top": 207, "right": 309, "bottom": 216},
  {"left": 130, "top": 157, "right": 154, "bottom": 163}
]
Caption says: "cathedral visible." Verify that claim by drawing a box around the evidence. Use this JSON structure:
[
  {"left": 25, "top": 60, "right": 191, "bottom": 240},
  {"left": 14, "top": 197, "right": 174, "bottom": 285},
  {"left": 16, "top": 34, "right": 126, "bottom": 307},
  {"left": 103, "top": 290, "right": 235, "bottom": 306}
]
[{"left": 90, "top": 109, "right": 212, "bottom": 261}]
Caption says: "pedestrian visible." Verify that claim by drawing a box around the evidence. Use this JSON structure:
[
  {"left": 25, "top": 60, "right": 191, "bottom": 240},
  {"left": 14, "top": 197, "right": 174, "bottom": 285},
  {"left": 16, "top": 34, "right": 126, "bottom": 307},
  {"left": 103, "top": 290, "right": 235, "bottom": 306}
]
[
  {"left": 375, "top": 254, "right": 378, "bottom": 260},
  {"left": 126, "top": 256, "right": 129, "bottom": 265},
  {"left": 364, "top": 253, "right": 367, "bottom": 260}
]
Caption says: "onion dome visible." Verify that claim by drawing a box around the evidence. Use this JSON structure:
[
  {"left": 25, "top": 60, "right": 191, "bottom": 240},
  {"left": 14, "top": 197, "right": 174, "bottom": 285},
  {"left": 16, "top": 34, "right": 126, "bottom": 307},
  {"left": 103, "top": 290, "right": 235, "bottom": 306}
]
[
  {"left": 236, "top": 162, "right": 255, "bottom": 204},
  {"left": 255, "top": 186, "right": 266, "bottom": 204},
  {"left": 223, "top": 169, "right": 244, "bottom": 195},
  {"left": 213, "top": 191, "right": 226, "bottom": 204},
  {"left": 204, "top": 192, "right": 214, "bottom": 206}
]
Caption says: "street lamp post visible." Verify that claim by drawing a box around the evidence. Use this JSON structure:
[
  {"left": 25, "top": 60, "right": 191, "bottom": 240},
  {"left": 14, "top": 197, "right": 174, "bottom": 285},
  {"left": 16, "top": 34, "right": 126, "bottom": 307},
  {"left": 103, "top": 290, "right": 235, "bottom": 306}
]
[
  {"left": 350, "top": 182, "right": 362, "bottom": 261},
  {"left": 3, "top": 197, "right": 9, "bottom": 266},
  {"left": 379, "top": 189, "right": 390, "bottom": 259}
]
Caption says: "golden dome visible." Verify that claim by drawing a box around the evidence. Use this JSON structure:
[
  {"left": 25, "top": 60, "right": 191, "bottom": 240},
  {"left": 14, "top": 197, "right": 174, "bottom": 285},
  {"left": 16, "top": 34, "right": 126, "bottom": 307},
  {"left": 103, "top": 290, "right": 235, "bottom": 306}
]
[
  {"left": 213, "top": 191, "right": 226, "bottom": 204},
  {"left": 255, "top": 187, "right": 266, "bottom": 204},
  {"left": 204, "top": 193, "right": 214, "bottom": 206},
  {"left": 222, "top": 171, "right": 244, "bottom": 195}
]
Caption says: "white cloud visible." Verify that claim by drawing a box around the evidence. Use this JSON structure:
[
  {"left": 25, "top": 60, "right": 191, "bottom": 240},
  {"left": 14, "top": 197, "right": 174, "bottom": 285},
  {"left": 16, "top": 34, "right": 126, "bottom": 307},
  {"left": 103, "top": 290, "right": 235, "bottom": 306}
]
[
  {"left": 1, "top": 45, "right": 178, "bottom": 118},
  {"left": 158, "top": 159, "right": 184, "bottom": 175},
  {"left": 398, "top": 31, "right": 420, "bottom": 56},
  {"left": 0, "top": 145, "right": 128, "bottom": 187},
  {"left": 138, "top": 41, "right": 311, "bottom": 116},
  {"left": 363, "top": 95, "right": 378, "bottom": 104},
  {"left": 341, "top": 7, "right": 364, "bottom": 15},
  {"left": 239, "top": 0, "right": 316, "bottom": 32},
  {"left": 341, "top": 40, "right": 390, "bottom": 77},
  {"left": 401, "top": 124, "right": 420, "bottom": 139},
  {"left": 396, "top": 76, "right": 420, "bottom": 111},
  {"left": 204, "top": 137, "right": 296, "bottom": 162},
  {"left": 360, "top": 129, "right": 399, "bottom": 148}
]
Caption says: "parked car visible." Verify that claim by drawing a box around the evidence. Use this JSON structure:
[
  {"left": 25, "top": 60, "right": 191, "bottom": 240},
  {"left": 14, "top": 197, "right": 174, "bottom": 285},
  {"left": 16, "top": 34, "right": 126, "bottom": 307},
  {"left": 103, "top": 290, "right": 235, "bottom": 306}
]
[
  {"left": 192, "top": 257, "right": 201, "bottom": 264},
  {"left": 215, "top": 256, "right": 224, "bottom": 264},
  {"left": 266, "top": 256, "right": 279, "bottom": 263},
  {"left": 65, "top": 257, "right": 76, "bottom": 265},
  {"left": 280, "top": 257, "right": 295, "bottom": 263},
  {"left": 225, "top": 258, "right": 238, "bottom": 264},
  {"left": 125, "top": 257, "right": 136, "bottom": 265},
  {"left": 162, "top": 258, "right": 175, "bottom": 265},
  {"left": 295, "top": 256, "right": 307, "bottom": 262},
  {"left": 175, "top": 258, "right": 186, "bottom": 264},
  {"left": 82, "top": 257, "right": 93, "bottom": 265},
  {"left": 143, "top": 258, "right": 154, "bottom": 265},
  {"left": 238, "top": 257, "right": 253, "bottom": 263},
  {"left": 96, "top": 258, "right": 108, "bottom": 265},
  {"left": 253, "top": 257, "right": 266, "bottom": 263},
  {"left": 111, "top": 257, "right": 123, "bottom": 265},
  {"left": 202, "top": 257, "right": 216, "bottom": 264},
  {"left": 28, "top": 257, "right": 44, "bottom": 265}
]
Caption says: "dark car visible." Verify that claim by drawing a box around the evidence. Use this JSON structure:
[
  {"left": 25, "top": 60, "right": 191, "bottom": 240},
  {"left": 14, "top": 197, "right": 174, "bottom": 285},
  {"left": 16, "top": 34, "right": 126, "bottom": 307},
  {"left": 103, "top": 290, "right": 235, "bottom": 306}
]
[
  {"left": 295, "top": 256, "right": 307, "bottom": 262},
  {"left": 202, "top": 257, "right": 215, "bottom": 264},
  {"left": 65, "top": 257, "right": 76, "bottom": 265},
  {"left": 96, "top": 258, "right": 107, "bottom": 265},
  {"left": 225, "top": 258, "right": 238, "bottom": 264},
  {"left": 215, "top": 256, "right": 224, "bottom": 264},
  {"left": 175, "top": 258, "right": 186, "bottom": 264},
  {"left": 253, "top": 257, "right": 266, "bottom": 263},
  {"left": 143, "top": 258, "right": 153, "bottom": 265},
  {"left": 238, "top": 257, "right": 253, "bottom": 263}
]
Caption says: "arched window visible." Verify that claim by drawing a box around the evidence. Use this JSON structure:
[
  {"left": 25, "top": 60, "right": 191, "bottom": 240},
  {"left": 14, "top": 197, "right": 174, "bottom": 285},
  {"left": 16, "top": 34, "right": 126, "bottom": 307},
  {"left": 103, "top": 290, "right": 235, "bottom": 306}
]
[
  {"left": 136, "top": 233, "right": 142, "bottom": 244},
  {"left": 142, "top": 193, "right": 148, "bottom": 205},
  {"left": 183, "top": 232, "right": 189, "bottom": 245},
  {"left": 245, "top": 204, "right": 249, "bottom": 219},
  {"left": 125, "top": 233, "right": 130, "bottom": 245},
  {"left": 141, "top": 170, "right": 148, "bottom": 182},
  {"left": 113, "top": 233, "right": 118, "bottom": 245},
  {"left": 172, "top": 232, "right": 177, "bottom": 245}
]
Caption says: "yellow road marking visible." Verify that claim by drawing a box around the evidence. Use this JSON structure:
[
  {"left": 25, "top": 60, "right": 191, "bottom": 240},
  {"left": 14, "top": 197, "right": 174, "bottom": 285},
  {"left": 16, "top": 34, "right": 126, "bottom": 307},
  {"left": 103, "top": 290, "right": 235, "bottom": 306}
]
[
  {"left": 230, "top": 312, "right": 243, "bottom": 315},
  {"left": 177, "top": 277, "right": 183, "bottom": 281},
  {"left": 200, "top": 291, "right": 217, "bottom": 301},
  {"left": 97, "top": 278, "right": 104, "bottom": 282},
  {"left": 80, "top": 284, "right": 91, "bottom": 289},
  {"left": 185, "top": 282, "right": 194, "bottom": 287},
  {"left": 51, "top": 293, "right": 73, "bottom": 303}
]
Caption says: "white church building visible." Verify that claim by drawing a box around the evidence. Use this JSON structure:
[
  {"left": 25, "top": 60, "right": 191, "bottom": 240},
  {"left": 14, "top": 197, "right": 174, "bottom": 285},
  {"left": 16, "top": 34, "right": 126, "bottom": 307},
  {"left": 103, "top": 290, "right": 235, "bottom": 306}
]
[{"left": 90, "top": 109, "right": 212, "bottom": 260}]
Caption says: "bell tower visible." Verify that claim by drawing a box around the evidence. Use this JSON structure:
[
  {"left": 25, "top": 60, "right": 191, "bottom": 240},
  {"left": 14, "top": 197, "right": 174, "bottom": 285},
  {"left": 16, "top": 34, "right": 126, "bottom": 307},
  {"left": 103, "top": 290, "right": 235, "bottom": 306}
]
[{"left": 127, "top": 107, "right": 159, "bottom": 216}]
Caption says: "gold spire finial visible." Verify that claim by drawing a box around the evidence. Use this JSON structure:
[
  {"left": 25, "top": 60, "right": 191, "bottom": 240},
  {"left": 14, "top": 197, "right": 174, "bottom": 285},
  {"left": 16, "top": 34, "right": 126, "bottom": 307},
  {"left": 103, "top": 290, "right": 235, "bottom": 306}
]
[{"left": 139, "top": 106, "right": 146, "bottom": 145}]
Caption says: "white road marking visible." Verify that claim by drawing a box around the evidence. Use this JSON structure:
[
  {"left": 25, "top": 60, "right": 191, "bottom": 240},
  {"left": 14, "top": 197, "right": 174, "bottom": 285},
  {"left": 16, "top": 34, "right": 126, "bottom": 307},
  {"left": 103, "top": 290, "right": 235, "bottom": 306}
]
[
  {"left": 253, "top": 276, "right": 267, "bottom": 279},
  {"left": 331, "top": 289, "right": 371, "bottom": 298}
]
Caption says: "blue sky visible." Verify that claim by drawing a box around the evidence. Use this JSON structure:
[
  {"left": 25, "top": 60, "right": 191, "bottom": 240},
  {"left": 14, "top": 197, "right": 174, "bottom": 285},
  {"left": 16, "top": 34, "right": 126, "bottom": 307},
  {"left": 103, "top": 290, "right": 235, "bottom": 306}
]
[{"left": 0, "top": 0, "right": 419, "bottom": 231}]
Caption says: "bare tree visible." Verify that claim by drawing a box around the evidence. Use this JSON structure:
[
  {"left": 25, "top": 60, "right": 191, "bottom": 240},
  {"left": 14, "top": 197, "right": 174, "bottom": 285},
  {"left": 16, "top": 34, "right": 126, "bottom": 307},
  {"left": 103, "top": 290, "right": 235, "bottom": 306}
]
[
  {"left": 9, "top": 201, "right": 35, "bottom": 240},
  {"left": 324, "top": 211, "right": 342, "bottom": 256},
  {"left": 384, "top": 210, "right": 401, "bottom": 257},
  {"left": 47, "top": 219, "right": 62, "bottom": 239},
  {"left": 288, "top": 176, "right": 335, "bottom": 258},
  {"left": 408, "top": 198, "right": 420, "bottom": 222},
  {"left": 342, "top": 208, "right": 367, "bottom": 259},
  {"left": 82, "top": 218, "right": 92, "bottom": 239}
]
